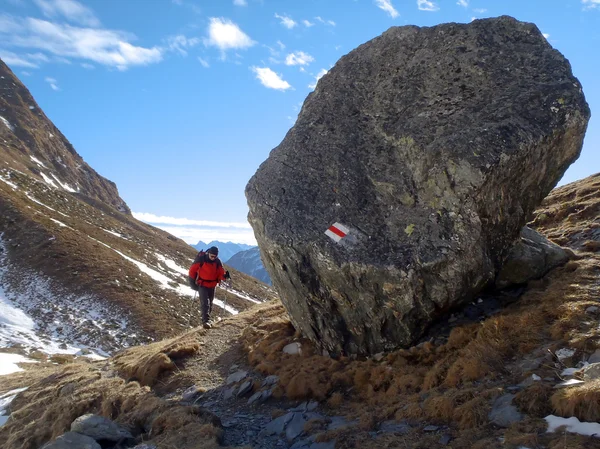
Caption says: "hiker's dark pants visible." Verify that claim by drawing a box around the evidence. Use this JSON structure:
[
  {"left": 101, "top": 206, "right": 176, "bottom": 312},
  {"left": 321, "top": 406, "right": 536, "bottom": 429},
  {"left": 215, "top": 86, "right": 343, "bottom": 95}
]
[{"left": 198, "top": 286, "right": 215, "bottom": 323}]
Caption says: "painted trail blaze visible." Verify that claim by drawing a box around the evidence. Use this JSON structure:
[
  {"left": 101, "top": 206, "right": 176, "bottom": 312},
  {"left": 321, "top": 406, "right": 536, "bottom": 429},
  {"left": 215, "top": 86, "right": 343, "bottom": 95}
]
[{"left": 325, "top": 222, "right": 350, "bottom": 243}]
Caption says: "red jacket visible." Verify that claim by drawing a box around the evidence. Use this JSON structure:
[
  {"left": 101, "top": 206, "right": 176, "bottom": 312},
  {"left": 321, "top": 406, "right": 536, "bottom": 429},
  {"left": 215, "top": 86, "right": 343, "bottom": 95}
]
[{"left": 189, "top": 254, "right": 225, "bottom": 288}]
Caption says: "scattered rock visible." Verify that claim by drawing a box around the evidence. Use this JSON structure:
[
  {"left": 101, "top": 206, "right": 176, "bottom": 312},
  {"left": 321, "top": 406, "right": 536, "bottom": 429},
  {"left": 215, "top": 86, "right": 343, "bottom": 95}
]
[
  {"left": 423, "top": 425, "right": 439, "bottom": 432},
  {"left": 263, "top": 412, "right": 295, "bottom": 436},
  {"left": 70, "top": 414, "right": 132, "bottom": 442},
  {"left": 439, "top": 434, "right": 452, "bottom": 445},
  {"left": 41, "top": 432, "right": 101, "bottom": 449},
  {"left": 488, "top": 394, "right": 523, "bottom": 427},
  {"left": 236, "top": 380, "right": 253, "bottom": 397},
  {"left": 283, "top": 342, "right": 302, "bottom": 356},
  {"left": 227, "top": 370, "right": 248, "bottom": 385},
  {"left": 132, "top": 445, "right": 157, "bottom": 449},
  {"left": 182, "top": 385, "right": 203, "bottom": 402},
  {"left": 262, "top": 375, "right": 280, "bottom": 387},
  {"left": 379, "top": 420, "right": 411, "bottom": 434},
  {"left": 580, "top": 362, "right": 600, "bottom": 381},
  {"left": 286, "top": 412, "right": 307, "bottom": 441},
  {"left": 496, "top": 227, "right": 569, "bottom": 289},
  {"left": 586, "top": 306, "right": 599, "bottom": 314},
  {"left": 588, "top": 349, "right": 600, "bottom": 364},
  {"left": 248, "top": 389, "right": 272, "bottom": 405},
  {"left": 222, "top": 386, "right": 236, "bottom": 400}
]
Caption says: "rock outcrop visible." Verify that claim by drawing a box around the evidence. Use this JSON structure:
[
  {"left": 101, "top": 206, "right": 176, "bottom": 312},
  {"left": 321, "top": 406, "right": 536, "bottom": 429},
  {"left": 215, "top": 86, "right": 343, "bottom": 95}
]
[
  {"left": 0, "top": 59, "right": 130, "bottom": 213},
  {"left": 246, "top": 16, "right": 590, "bottom": 355}
]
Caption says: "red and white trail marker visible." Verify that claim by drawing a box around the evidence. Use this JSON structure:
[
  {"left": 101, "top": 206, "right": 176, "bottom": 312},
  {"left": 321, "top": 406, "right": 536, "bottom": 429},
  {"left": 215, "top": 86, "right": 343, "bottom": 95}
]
[{"left": 325, "top": 222, "right": 350, "bottom": 243}]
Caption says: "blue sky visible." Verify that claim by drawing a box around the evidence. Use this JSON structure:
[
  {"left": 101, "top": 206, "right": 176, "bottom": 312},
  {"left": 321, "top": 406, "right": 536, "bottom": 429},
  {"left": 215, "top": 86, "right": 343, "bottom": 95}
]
[{"left": 1, "top": 0, "right": 599, "bottom": 245}]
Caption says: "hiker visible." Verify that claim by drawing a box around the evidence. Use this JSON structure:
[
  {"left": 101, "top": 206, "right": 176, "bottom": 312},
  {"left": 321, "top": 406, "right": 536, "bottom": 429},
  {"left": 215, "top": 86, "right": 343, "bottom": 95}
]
[{"left": 190, "top": 246, "right": 230, "bottom": 328}]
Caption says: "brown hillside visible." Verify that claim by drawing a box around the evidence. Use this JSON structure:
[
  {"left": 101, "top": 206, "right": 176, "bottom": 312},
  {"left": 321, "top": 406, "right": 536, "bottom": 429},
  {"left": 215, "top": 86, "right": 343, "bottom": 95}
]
[
  {"left": 0, "top": 59, "right": 129, "bottom": 214},
  {"left": 0, "top": 61, "right": 277, "bottom": 354},
  {"left": 2, "top": 174, "right": 600, "bottom": 448}
]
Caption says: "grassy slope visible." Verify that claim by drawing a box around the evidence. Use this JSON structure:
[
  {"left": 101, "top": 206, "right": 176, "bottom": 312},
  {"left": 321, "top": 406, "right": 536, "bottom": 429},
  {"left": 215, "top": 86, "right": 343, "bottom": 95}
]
[
  {"left": 2, "top": 173, "right": 600, "bottom": 449},
  {"left": 0, "top": 166, "right": 277, "bottom": 349}
]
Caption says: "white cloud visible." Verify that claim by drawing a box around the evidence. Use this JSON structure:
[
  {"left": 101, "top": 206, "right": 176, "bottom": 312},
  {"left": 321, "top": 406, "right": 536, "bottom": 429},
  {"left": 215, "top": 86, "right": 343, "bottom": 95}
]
[
  {"left": 543, "top": 33, "right": 550, "bottom": 39},
  {"left": 44, "top": 76, "right": 59, "bottom": 90},
  {"left": 0, "top": 16, "right": 163, "bottom": 70},
  {"left": 33, "top": 0, "right": 100, "bottom": 27},
  {"left": 21, "top": 71, "right": 32, "bottom": 76},
  {"left": 275, "top": 13, "right": 297, "bottom": 29},
  {"left": 166, "top": 35, "right": 200, "bottom": 56},
  {"left": 133, "top": 212, "right": 251, "bottom": 228},
  {"left": 205, "top": 17, "right": 255, "bottom": 51},
  {"left": 308, "top": 68, "right": 328, "bottom": 89},
  {"left": 251, "top": 66, "right": 291, "bottom": 90},
  {"left": 473, "top": 8, "right": 487, "bottom": 13},
  {"left": 0, "top": 49, "right": 40, "bottom": 68},
  {"left": 285, "top": 51, "right": 314, "bottom": 66},
  {"left": 133, "top": 212, "right": 256, "bottom": 245},
  {"left": 583, "top": 0, "right": 600, "bottom": 9},
  {"left": 277, "top": 40, "right": 285, "bottom": 50},
  {"left": 233, "top": 0, "right": 247, "bottom": 5},
  {"left": 81, "top": 62, "right": 94, "bottom": 69},
  {"left": 457, "top": 0, "right": 468, "bottom": 6},
  {"left": 417, "top": 0, "right": 439, "bottom": 11},
  {"left": 303, "top": 20, "right": 314, "bottom": 27},
  {"left": 375, "top": 0, "right": 399, "bottom": 18},
  {"left": 198, "top": 57, "right": 209, "bottom": 67},
  {"left": 314, "top": 16, "right": 336, "bottom": 26}
]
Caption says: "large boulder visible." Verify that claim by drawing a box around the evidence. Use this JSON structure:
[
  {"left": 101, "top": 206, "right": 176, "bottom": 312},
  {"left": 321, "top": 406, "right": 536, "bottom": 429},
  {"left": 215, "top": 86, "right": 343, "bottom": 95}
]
[{"left": 246, "top": 16, "right": 590, "bottom": 356}]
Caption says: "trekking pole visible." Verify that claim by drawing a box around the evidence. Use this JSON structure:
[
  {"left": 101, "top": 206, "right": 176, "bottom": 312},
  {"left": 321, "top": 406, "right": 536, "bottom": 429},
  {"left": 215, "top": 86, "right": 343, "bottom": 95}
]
[{"left": 219, "top": 279, "right": 231, "bottom": 320}]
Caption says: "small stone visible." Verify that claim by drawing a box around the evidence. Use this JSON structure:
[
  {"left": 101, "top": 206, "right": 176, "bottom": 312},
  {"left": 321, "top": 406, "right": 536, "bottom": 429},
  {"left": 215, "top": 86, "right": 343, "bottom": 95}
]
[
  {"left": 182, "top": 385, "right": 202, "bottom": 402},
  {"left": 248, "top": 391, "right": 264, "bottom": 405},
  {"left": 290, "top": 401, "right": 308, "bottom": 412},
  {"left": 488, "top": 394, "right": 523, "bottom": 427},
  {"left": 132, "top": 445, "right": 157, "bottom": 449},
  {"left": 586, "top": 306, "right": 599, "bottom": 314},
  {"left": 226, "top": 370, "right": 248, "bottom": 385},
  {"left": 423, "top": 425, "right": 439, "bottom": 432},
  {"left": 373, "top": 352, "right": 384, "bottom": 362},
  {"left": 70, "top": 414, "right": 132, "bottom": 442},
  {"left": 263, "top": 412, "right": 295, "bottom": 436},
  {"left": 229, "top": 364, "right": 239, "bottom": 373},
  {"left": 41, "top": 432, "right": 101, "bottom": 449},
  {"left": 283, "top": 342, "right": 302, "bottom": 355},
  {"left": 262, "top": 375, "right": 280, "bottom": 386},
  {"left": 286, "top": 412, "right": 307, "bottom": 441},
  {"left": 379, "top": 420, "right": 411, "bottom": 434},
  {"left": 237, "top": 380, "right": 253, "bottom": 397},
  {"left": 439, "top": 434, "right": 452, "bottom": 445},
  {"left": 580, "top": 362, "right": 600, "bottom": 381},
  {"left": 223, "top": 386, "right": 236, "bottom": 400},
  {"left": 307, "top": 400, "right": 319, "bottom": 411},
  {"left": 588, "top": 349, "right": 600, "bottom": 364}
]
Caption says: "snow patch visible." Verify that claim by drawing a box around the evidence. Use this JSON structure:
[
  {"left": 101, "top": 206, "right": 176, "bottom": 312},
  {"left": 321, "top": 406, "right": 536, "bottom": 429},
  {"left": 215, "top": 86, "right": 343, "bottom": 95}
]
[
  {"left": 30, "top": 155, "right": 46, "bottom": 168},
  {"left": 101, "top": 228, "right": 127, "bottom": 239},
  {"left": 40, "top": 172, "right": 58, "bottom": 188},
  {"left": 25, "top": 193, "right": 69, "bottom": 217},
  {"left": 50, "top": 218, "right": 71, "bottom": 228},
  {"left": 0, "top": 387, "right": 28, "bottom": 427},
  {"left": 50, "top": 173, "right": 76, "bottom": 192},
  {"left": 0, "top": 176, "right": 18, "bottom": 190},
  {"left": 0, "top": 116, "right": 14, "bottom": 132},
  {"left": 545, "top": 415, "right": 600, "bottom": 437}
]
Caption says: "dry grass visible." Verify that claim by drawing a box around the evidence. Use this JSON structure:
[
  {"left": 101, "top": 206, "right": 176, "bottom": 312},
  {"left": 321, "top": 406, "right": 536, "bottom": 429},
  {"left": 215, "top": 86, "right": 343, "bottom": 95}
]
[{"left": 112, "top": 331, "right": 203, "bottom": 386}]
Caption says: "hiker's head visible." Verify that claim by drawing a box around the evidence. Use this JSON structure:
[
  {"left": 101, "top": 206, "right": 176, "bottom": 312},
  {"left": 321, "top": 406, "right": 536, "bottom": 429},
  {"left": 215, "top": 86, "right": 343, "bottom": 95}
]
[{"left": 207, "top": 246, "right": 219, "bottom": 259}]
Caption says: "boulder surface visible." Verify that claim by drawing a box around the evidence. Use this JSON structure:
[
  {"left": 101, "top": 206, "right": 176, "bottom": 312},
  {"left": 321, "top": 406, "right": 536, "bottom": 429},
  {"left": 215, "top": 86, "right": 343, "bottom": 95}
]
[{"left": 246, "top": 16, "right": 590, "bottom": 355}]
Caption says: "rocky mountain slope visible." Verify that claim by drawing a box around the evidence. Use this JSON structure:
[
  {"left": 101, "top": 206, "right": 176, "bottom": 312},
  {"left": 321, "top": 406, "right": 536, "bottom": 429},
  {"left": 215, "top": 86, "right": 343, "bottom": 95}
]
[
  {"left": 227, "top": 246, "right": 272, "bottom": 285},
  {"left": 0, "top": 60, "right": 129, "bottom": 214},
  {"left": 0, "top": 58, "right": 277, "bottom": 358},
  {"left": 1, "top": 173, "right": 599, "bottom": 449},
  {"left": 193, "top": 240, "right": 255, "bottom": 264}
]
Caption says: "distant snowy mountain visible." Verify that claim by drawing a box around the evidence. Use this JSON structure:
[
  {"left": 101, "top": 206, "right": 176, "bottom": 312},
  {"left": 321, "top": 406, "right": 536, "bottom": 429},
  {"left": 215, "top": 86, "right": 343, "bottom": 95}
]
[
  {"left": 192, "top": 240, "right": 254, "bottom": 263},
  {"left": 227, "top": 247, "right": 272, "bottom": 285}
]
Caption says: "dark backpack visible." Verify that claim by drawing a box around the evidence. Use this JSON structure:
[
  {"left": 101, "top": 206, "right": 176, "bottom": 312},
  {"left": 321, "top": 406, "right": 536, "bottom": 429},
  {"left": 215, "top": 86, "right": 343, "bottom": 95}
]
[{"left": 188, "top": 250, "right": 223, "bottom": 290}]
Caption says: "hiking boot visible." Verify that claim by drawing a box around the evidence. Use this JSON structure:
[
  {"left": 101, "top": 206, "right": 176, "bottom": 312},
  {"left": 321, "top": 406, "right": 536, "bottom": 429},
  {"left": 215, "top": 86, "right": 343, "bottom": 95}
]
[{"left": 202, "top": 322, "right": 212, "bottom": 329}]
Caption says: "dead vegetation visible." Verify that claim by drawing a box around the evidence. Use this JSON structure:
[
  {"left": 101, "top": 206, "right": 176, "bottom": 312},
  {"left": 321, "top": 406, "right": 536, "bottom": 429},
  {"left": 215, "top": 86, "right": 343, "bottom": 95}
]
[{"left": 1, "top": 174, "right": 600, "bottom": 449}]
